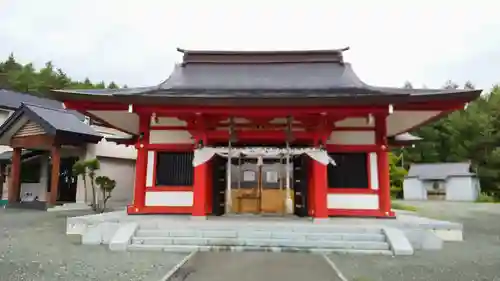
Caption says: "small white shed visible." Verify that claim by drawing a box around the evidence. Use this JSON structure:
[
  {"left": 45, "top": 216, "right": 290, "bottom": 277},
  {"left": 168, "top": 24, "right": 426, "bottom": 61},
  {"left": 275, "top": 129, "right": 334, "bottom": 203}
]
[{"left": 403, "top": 162, "right": 480, "bottom": 201}]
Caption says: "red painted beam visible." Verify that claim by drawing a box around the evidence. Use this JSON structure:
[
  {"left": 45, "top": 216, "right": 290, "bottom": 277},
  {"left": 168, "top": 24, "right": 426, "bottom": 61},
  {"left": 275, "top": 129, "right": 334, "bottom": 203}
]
[
  {"left": 64, "top": 101, "right": 129, "bottom": 111},
  {"left": 206, "top": 130, "right": 315, "bottom": 141},
  {"left": 135, "top": 105, "right": 390, "bottom": 116},
  {"left": 325, "top": 144, "right": 380, "bottom": 152},
  {"left": 332, "top": 126, "right": 374, "bottom": 131}
]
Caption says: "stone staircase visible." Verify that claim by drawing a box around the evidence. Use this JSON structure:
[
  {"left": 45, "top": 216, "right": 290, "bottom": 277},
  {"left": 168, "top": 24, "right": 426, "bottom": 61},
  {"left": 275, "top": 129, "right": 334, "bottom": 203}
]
[{"left": 127, "top": 223, "right": 393, "bottom": 255}]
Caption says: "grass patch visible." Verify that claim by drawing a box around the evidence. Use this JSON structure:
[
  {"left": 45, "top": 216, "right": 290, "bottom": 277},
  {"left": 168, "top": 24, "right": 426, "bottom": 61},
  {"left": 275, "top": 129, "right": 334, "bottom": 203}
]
[
  {"left": 391, "top": 201, "right": 418, "bottom": 212},
  {"left": 476, "top": 192, "right": 500, "bottom": 203}
]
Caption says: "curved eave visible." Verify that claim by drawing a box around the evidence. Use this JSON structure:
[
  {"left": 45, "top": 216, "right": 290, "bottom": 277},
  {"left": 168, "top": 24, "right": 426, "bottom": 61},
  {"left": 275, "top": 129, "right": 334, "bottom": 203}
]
[{"left": 49, "top": 87, "right": 481, "bottom": 107}]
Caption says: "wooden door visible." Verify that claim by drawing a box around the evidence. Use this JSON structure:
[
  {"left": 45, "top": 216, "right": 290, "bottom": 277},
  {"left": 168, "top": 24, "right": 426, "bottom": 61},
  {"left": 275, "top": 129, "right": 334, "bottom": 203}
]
[
  {"left": 231, "top": 161, "right": 260, "bottom": 213},
  {"left": 260, "top": 162, "right": 288, "bottom": 214}
]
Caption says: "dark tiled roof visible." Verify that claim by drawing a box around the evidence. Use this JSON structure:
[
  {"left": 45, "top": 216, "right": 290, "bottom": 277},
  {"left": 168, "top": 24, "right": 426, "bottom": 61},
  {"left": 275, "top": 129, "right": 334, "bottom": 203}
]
[
  {"left": 0, "top": 103, "right": 102, "bottom": 143},
  {"left": 48, "top": 48, "right": 481, "bottom": 109},
  {"left": 0, "top": 89, "right": 63, "bottom": 110},
  {"left": 0, "top": 89, "right": 85, "bottom": 120},
  {"left": 407, "top": 162, "right": 475, "bottom": 180},
  {"left": 24, "top": 104, "right": 101, "bottom": 137}
]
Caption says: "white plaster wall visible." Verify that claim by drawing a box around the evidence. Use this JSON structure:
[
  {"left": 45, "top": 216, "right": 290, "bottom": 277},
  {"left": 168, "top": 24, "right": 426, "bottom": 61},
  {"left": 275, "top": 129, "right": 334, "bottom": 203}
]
[
  {"left": 146, "top": 151, "right": 155, "bottom": 187},
  {"left": 96, "top": 156, "right": 136, "bottom": 204},
  {"left": 76, "top": 144, "right": 136, "bottom": 205},
  {"left": 387, "top": 110, "right": 440, "bottom": 136},
  {"left": 88, "top": 110, "right": 139, "bottom": 134},
  {"left": 369, "top": 152, "right": 379, "bottom": 190},
  {"left": 19, "top": 155, "right": 49, "bottom": 202},
  {"left": 145, "top": 191, "right": 193, "bottom": 206},
  {"left": 0, "top": 110, "right": 13, "bottom": 154},
  {"left": 327, "top": 131, "right": 375, "bottom": 145},
  {"left": 327, "top": 194, "right": 379, "bottom": 210},
  {"left": 94, "top": 139, "right": 137, "bottom": 160},
  {"left": 149, "top": 130, "right": 193, "bottom": 144},
  {"left": 152, "top": 117, "right": 187, "bottom": 126},
  {"left": 335, "top": 117, "right": 374, "bottom": 128},
  {"left": 403, "top": 178, "right": 426, "bottom": 200},
  {"left": 446, "top": 177, "right": 479, "bottom": 201}
]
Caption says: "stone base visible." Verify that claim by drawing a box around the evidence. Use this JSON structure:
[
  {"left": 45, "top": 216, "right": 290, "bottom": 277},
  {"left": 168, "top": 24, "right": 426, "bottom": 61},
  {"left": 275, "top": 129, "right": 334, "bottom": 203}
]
[
  {"left": 313, "top": 218, "right": 330, "bottom": 224},
  {"left": 190, "top": 216, "right": 207, "bottom": 221},
  {"left": 6, "top": 201, "right": 47, "bottom": 210},
  {"left": 66, "top": 210, "right": 464, "bottom": 255}
]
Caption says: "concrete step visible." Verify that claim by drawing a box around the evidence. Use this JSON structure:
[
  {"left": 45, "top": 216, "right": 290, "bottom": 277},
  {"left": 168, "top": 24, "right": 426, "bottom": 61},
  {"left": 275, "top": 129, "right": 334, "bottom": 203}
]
[
  {"left": 134, "top": 229, "right": 386, "bottom": 241},
  {"left": 127, "top": 244, "right": 393, "bottom": 255},
  {"left": 143, "top": 224, "right": 384, "bottom": 234},
  {"left": 131, "top": 236, "right": 390, "bottom": 250}
]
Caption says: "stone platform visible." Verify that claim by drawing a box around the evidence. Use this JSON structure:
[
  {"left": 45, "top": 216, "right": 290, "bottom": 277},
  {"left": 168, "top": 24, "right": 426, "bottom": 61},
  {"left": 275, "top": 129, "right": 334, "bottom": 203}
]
[{"left": 66, "top": 210, "right": 463, "bottom": 256}]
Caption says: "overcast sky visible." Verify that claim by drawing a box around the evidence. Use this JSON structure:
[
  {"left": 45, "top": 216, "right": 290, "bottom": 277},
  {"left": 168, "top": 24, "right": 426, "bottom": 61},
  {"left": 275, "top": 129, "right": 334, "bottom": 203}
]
[{"left": 1, "top": 0, "right": 499, "bottom": 90}]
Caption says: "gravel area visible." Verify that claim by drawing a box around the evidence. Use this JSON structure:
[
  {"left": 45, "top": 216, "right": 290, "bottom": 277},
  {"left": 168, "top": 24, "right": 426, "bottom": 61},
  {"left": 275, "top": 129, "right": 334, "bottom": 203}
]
[
  {"left": 328, "top": 202, "right": 500, "bottom": 281},
  {"left": 0, "top": 209, "right": 187, "bottom": 281}
]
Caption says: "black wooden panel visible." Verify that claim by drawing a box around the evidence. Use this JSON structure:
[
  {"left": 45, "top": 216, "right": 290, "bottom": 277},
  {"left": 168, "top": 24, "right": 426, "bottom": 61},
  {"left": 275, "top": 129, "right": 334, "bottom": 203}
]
[
  {"left": 212, "top": 155, "right": 227, "bottom": 216},
  {"left": 156, "top": 152, "right": 194, "bottom": 186},
  {"left": 327, "top": 152, "right": 369, "bottom": 188},
  {"left": 293, "top": 154, "right": 309, "bottom": 217}
]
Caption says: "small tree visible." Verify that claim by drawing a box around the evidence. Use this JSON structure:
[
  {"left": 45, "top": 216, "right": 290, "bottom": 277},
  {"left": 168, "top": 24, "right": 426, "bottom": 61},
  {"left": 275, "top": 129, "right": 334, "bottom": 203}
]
[
  {"left": 72, "top": 158, "right": 101, "bottom": 211},
  {"left": 95, "top": 176, "right": 116, "bottom": 213},
  {"left": 72, "top": 160, "right": 88, "bottom": 205},
  {"left": 85, "top": 158, "right": 100, "bottom": 211},
  {"left": 389, "top": 152, "right": 408, "bottom": 199}
]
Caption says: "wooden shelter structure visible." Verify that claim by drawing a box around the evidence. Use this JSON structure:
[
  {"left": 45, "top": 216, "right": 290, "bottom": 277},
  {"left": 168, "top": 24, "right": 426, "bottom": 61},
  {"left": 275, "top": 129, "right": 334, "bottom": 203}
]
[{"left": 0, "top": 103, "right": 102, "bottom": 208}]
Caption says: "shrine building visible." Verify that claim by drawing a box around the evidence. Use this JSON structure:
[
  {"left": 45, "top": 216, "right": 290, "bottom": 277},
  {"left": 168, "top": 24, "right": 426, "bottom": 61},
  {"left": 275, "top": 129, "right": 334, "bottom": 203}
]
[{"left": 50, "top": 48, "right": 481, "bottom": 220}]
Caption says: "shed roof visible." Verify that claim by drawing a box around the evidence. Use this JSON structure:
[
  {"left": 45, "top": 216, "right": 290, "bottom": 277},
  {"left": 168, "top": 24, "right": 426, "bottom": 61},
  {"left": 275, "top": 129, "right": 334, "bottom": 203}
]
[
  {"left": 407, "top": 162, "right": 475, "bottom": 180},
  {"left": 0, "top": 103, "right": 102, "bottom": 145},
  {"left": 0, "top": 89, "right": 85, "bottom": 119}
]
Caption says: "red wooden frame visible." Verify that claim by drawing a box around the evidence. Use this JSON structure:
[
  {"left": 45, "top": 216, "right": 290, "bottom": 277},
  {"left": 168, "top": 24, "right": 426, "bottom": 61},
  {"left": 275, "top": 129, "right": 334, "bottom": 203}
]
[
  {"left": 147, "top": 143, "right": 194, "bottom": 151},
  {"left": 332, "top": 126, "right": 374, "bottom": 131},
  {"left": 148, "top": 186, "right": 193, "bottom": 192},
  {"left": 328, "top": 209, "right": 394, "bottom": 217},
  {"left": 128, "top": 205, "right": 192, "bottom": 214},
  {"left": 326, "top": 152, "right": 375, "bottom": 194},
  {"left": 64, "top": 100, "right": 470, "bottom": 114},
  {"left": 148, "top": 146, "right": 195, "bottom": 191}
]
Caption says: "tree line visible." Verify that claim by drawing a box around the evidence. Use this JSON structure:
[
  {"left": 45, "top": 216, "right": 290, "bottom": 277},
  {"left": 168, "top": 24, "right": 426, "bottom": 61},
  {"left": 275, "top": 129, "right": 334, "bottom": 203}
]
[
  {"left": 0, "top": 53, "right": 121, "bottom": 94},
  {"left": 1, "top": 54, "right": 500, "bottom": 199}
]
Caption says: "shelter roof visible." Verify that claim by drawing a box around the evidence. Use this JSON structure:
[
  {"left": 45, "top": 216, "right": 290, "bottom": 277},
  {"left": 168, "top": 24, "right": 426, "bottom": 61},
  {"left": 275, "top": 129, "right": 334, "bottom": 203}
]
[
  {"left": 0, "top": 103, "right": 102, "bottom": 145},
  {"left": 406, "top": 162, "right": 475, "bottom": 180}
]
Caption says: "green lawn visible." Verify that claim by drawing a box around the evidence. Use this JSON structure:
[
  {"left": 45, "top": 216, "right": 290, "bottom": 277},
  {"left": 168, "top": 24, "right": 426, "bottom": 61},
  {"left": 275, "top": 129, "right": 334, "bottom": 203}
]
[{"left": 391, "top": 201, "right": 418, "bottom": 212}]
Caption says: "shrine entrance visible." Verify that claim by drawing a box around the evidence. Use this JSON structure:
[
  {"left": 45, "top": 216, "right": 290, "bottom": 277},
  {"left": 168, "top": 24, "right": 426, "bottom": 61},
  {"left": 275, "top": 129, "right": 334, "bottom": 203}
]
[
  {"left": 230, "top": 157, "right": 293, "bottom": 215},
  {"left": 208, "top": 144, "right": 332, "bottom": 217}
]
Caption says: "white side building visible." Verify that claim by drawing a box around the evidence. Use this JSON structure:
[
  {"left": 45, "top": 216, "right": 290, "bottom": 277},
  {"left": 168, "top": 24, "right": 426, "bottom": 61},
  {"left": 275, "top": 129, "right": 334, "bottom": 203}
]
[{"left": 403, "top": 162, "right": 480, "bottom": 201}]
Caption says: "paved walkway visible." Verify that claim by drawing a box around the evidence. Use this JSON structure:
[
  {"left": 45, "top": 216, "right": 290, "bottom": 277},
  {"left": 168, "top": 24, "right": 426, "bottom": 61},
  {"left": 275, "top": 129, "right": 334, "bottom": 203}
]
[{"left": 171, "top": 252, "right": 341, "bottom": 281}]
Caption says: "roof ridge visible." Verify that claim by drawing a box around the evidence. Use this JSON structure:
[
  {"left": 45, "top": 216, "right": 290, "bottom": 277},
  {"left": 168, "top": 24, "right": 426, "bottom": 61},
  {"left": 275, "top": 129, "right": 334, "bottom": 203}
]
[
  {"left": 177, "top": 47, "right": 350, "bottom": 54},
  {"left": 22, "top": 102, "right": 68, "bottom": 113}
]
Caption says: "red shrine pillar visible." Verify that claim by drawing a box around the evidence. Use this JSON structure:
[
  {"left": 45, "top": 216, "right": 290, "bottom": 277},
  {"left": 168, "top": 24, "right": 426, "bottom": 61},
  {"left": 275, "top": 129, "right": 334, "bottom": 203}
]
[
  {"left": 128, "top": 112, "right": 151, "bottom": 214},
  {"left": 192, "top": 130, "right": 208, "bottom": 218},
  {"left": 8, "top": 147, "right": 22, "bottom": 203},
  {"left": 375, "top": 114, "right": 394, "bottom": 217},
  {"left": 312, "top": 132, "right": 328, "bottom": 220}
]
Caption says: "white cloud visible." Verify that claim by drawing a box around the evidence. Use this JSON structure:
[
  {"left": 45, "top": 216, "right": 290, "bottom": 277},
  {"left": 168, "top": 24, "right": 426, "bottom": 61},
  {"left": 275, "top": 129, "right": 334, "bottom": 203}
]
[{"left": 1, "top": 0, "right": 499, "bottom": 89}]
